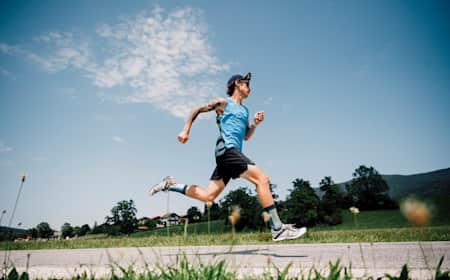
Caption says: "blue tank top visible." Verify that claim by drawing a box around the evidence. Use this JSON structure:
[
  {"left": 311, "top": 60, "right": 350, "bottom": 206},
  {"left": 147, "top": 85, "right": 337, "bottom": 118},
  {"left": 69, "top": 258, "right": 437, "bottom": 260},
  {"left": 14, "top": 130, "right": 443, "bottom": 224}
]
[{"left": 215, "top": 97, "right": 249, "bottom": 155}]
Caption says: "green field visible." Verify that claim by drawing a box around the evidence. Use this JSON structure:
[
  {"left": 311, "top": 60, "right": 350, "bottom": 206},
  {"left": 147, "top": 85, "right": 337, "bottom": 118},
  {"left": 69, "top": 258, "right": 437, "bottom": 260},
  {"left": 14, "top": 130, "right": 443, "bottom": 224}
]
[
  {"left": 316, "top": 208, "right": 449, "bottom": 230},
  {"left": 1, "top": 209, "right": 449, "bottom": 250},
  {"left": 132, "top": 208, "right": 450, "bottom": 237}
]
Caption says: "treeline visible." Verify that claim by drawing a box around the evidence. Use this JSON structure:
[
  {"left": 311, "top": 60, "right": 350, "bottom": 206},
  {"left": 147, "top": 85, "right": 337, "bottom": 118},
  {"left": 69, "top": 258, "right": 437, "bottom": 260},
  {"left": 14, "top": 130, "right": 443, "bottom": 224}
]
[
  {"left": 180, "top": 164, "right": 398, "bottom": 231},
  {"left": 0, "top": 199, "right": 137, "bottom": 240},
  {"left": 74, "top": 164, "right": 398, "bottom": 235},
  {"left": 0, "top": 164, "right": 398, "bottom": 240}
]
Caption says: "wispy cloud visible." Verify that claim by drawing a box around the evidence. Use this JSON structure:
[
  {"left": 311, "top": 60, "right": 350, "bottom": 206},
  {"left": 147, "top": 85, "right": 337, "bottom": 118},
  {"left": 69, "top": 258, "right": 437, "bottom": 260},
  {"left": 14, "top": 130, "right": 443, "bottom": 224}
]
[
  {"left": 0, "top": 66, "right": 15, "bottom": 80},
  {"left": 0, "top": 37, "right": 95, "bottom": 74},
  {"left": 112, "top": 136, "right": 124, "bottom": 143},
  {"left": 0, "top": 43, "right": 19, "bottom": 55},
  {"left": 0, "top": 142, "right": 13, "bottom": 153},
  {"left": 0, "top": 6, "right": 229, "bottom": 118},
  {"left": 30, "top": 32, "right": 96, "bottom": 73}
]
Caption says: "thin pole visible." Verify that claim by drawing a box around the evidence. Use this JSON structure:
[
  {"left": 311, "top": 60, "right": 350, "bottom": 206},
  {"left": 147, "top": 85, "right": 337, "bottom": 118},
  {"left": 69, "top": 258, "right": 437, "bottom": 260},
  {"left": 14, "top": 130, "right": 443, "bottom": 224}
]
[
  {"left": 0, "top": 210, "right": 6, "bottom": 226},
  {"left": 166, "top": 192, "right": 170, "bottom": 236},
  {"left": 2, "top": 174, "right": 26, "bottom": 275}
]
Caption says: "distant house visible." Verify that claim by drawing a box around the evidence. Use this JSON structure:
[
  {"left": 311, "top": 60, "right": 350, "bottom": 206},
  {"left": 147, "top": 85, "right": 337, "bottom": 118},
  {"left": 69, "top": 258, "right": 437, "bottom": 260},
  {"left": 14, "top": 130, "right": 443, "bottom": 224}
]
[
  {"left": 150, "top": 213, "right": 186, "bottom": 228},
  {"left": 53, "top": 231, "right": 61, "bottom": 240},
  {"left": 137, "top": 217, "right": 151, "bottom": 230},
  {"left": 150, "top": 216, "right": 165, "bottom": 228},
  {"left": 14, "top": 233, "right": 31, "bottom": 242}
]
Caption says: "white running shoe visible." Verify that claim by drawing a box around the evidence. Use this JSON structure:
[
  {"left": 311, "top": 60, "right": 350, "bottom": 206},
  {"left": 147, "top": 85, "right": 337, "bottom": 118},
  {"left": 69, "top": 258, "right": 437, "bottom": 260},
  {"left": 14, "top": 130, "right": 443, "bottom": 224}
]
[
  {"left": 271, "top": 224, "right": 307, "bottom": 241},
  {"left": 149, "top": 176, "right": 174, "bottom": 196}
]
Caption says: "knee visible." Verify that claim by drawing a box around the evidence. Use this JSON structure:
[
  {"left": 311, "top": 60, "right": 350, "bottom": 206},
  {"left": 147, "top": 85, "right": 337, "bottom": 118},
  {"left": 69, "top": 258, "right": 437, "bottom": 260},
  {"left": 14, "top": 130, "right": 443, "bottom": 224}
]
[
  {"left": 206, "top": 192, "right": 218, "bottom": 203},
  {"left": 256, "top": 174, "right": 270, "bottom": 187}
]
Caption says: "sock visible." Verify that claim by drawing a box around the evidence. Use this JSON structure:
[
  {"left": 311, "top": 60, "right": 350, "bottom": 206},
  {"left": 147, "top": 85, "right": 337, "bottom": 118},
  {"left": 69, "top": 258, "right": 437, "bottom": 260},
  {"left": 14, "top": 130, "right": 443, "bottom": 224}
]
[
  {"left": 168, "top": 183, "right": 188, "bottom": 194},
  {"left": 264, "top": 204, "right": 283, "bottom": 231}
]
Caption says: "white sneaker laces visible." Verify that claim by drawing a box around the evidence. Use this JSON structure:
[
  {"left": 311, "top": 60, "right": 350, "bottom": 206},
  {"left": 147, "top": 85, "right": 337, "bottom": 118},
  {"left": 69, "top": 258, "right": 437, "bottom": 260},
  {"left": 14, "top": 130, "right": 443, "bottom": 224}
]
[{"left": 284, "top": 224, "right": 298, "bottom": 230}]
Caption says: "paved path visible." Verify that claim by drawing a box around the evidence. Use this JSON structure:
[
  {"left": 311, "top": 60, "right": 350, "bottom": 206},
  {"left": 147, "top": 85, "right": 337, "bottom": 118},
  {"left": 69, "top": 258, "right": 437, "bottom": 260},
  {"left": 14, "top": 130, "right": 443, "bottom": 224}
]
[{"left": 2, "top": 242, "right": 449, "bottom": 279}]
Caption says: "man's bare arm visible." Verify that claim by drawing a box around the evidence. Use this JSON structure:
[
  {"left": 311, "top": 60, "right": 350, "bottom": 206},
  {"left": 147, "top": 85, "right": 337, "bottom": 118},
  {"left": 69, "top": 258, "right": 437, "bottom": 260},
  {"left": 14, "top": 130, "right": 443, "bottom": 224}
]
[
  {"left": 244, "top": 122, "right": 257, "bottom": 141},
  {"left": 244, "top": 111, "right": 264, "bottom": 141},
  {"left": 178, "top": 98, "right": 226, "bottom": 143}
]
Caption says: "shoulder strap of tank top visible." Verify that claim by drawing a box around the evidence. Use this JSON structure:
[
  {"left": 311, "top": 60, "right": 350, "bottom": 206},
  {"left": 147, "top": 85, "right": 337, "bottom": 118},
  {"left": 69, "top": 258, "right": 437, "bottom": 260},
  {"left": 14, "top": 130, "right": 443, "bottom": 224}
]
[{"left": 214, "top": 98, "right": 229, "bottom": 157}]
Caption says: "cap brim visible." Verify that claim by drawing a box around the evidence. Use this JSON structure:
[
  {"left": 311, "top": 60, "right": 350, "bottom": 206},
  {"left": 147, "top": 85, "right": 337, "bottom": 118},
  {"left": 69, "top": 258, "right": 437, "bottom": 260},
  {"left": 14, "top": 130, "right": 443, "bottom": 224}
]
[{"left": 242, "top": 72, "right": 251, "bottom": 81}]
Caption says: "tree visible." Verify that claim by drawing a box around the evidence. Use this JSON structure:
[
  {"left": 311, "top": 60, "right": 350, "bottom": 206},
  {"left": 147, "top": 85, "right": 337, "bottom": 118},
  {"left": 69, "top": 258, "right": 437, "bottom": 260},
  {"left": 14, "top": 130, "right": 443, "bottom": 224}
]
[
  {"left": 319, "top": 176, "right": 343, "bottom": 225},
  {"left": 28, "top": 228, "right": 38, "bottom": 239},
  {"left": 279, "top": 178, "right": 320, "bottom": 227},
  {"left": 92, "top": 222, "right": 112, "bottom": 235},
  {"left": 105, "top": 224, "right": 121, "bottom": 236},
  {"left": 187, "top": 206, "right": 202, "bottom": 223},
  {"left": 320, "top": 176, "right": 344, "bottom": 208},
  {"left": 141, "top": 218, "right": 156, "bottom": 230},
  {"left": 36, "top": 222, "right": 53, "bottom": 239},
  {"left": 79, "top": 224, "right": 91, "bottom": 236},
  {"left": 61, "top": 222, "right": 74, "bottom": 239},
  {"left": 219, "top": 187, "right": 264, "bottom": 231},
  {"left": 342, "top": 183, "right": 355, "bottom": 208},
  {"left": 202, "top": 202, "right": 221, "bottom": 221},
  {"left": 73, "top": 226, "right": 81, "bottom": 237},
  {"left": 106, "top": 200, "right": 138, "bottom": 235},
  {"left": 91, "top": 221, "right": 101, "bottom": 234},
  {"left": 269, "top": 181, "right": 279, "bottom": 203},
  {"left": 349, "top": 165, "right": 397, "bottom": 210},
  {"left": 0, "top": 231, "right": 11, "bottom": 242}
]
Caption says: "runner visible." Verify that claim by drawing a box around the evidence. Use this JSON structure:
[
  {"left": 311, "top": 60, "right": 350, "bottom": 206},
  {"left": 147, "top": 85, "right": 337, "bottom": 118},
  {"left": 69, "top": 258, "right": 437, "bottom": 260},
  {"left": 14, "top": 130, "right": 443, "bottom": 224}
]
[{"left": 149, "top": 72, "right": 307, "bottom": 241}]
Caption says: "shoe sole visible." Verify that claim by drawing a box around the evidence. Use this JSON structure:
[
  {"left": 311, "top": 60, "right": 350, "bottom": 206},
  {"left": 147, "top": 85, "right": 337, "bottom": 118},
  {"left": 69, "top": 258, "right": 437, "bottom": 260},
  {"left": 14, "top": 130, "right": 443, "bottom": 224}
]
[
  {"left": 149, "top": 176, "right": 173, "bottom": 196},
  {"left": 272, "top": 227, "right": 307, "bottom": 242},
  {"left": 149, "top": 182, "right": 164, "bottom": 196}
]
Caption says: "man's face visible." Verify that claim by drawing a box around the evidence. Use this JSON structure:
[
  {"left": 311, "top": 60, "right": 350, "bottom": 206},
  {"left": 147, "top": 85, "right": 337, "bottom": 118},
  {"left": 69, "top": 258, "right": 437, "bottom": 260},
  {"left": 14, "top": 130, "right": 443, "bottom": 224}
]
[{"left": 236, "top": 80, "right": 251, "bottom": 97}]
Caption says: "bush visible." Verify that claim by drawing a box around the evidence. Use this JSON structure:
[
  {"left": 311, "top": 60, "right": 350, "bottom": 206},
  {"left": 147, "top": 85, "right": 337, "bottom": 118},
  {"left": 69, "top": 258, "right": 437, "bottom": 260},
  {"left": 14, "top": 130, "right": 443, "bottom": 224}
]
[
  {"left": 323, "top": 210, "right": 343, "bottom": 225},
  {"left": 280, "top": 179, "right": 321, "bottom": 227},
  {"left": 219, "top": 187, "right": 264, "bottom": 231}
]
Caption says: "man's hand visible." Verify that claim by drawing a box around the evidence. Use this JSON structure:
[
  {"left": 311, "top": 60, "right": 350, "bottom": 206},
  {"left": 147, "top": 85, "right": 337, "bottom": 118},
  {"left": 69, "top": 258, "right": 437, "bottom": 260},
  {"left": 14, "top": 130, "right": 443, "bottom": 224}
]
[
  {"left": 253, "top": 111, "right": 264, "bottom": 126},
  {"left": 177, "top": 130, "right": 189, "bottom": 144},
  {"left": 245, "top": 111, "right": 264, "bottom": 141}
]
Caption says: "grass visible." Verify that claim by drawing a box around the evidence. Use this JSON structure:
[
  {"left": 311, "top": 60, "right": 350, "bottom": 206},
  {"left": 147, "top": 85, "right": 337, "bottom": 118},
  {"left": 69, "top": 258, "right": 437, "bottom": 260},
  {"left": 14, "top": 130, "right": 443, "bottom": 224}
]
[
  {"left": 133, "top": 209, "right": 449, "bottom": 238},
  {"left": 1, "top": 209, "right": 449, "bottom": 250},
  {"left": 320, "top": 208, "right": 449, "bottom": 230},
  {"left": 315, "top": 210, "right": 411, "bottom": 231},
  {"left": 3, "top": 254, "right": 450, "bottom": 280},
  {"left": 130, "top": 220, "right": 229, "bottom": 237},
  {"left": 2, "top": 210, "right": 449, "bottom": 278},
  {"left": 1, "top": 226, "right": 449, "bottom": 250}
]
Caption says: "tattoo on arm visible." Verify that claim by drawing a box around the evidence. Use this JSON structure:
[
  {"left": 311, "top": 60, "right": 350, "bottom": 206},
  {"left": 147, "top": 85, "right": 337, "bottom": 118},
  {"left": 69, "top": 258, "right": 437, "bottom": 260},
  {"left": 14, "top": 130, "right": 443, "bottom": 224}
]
[
  {"left": 187, "top": 99, "right": 223, "bottom": 126},
  {"left": 201, "top": 99, "right": 223, "bottom": 112}
]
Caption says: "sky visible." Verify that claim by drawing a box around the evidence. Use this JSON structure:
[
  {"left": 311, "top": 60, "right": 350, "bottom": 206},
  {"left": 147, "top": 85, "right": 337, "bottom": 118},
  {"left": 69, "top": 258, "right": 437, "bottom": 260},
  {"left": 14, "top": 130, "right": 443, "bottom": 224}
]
[{"left": 0, "top": 0, "right": 449, "bottom": 230}]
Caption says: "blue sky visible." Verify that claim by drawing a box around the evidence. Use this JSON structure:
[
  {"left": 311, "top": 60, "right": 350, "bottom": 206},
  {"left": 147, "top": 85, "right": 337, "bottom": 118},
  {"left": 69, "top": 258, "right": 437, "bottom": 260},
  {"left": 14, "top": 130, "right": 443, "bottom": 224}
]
[{"left": 1, "top": 1, "right": 449, "bottom": 230}]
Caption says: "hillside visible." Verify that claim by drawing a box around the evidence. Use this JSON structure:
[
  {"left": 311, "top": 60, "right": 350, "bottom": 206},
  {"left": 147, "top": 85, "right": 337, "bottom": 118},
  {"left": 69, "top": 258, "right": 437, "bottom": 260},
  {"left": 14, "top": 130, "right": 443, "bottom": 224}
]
[
  {"left": 383, "top": 168, "right": 450, "bottom": 199},
  {"left": 326, "top": 167, "right": 450, "bottom": 200}
]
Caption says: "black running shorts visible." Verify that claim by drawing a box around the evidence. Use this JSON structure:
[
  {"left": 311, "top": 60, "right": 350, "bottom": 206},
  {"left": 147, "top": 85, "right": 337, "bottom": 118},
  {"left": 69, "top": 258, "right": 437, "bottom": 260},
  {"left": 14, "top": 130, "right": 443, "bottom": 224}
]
[{"left": 210, "top": 148, "right": 255, "bottom": 185}]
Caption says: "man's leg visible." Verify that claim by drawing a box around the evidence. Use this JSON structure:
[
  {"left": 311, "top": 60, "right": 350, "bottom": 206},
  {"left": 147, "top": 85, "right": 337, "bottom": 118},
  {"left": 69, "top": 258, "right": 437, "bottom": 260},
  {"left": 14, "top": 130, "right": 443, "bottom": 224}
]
[
  {"left": 150, "top": 177, "right": 225, "bottom": 203},
  {"left": 184, "top": 179, "right": 225, "bottom": 203},
  {"left": 239, "top": 165, "right": 281, "bottom": 228},
  {"left": 240, "top": 164, "right": 307, "bottom": 241},
  {"left": 239, "top": 165, "right": 274, "bottom": 208}
]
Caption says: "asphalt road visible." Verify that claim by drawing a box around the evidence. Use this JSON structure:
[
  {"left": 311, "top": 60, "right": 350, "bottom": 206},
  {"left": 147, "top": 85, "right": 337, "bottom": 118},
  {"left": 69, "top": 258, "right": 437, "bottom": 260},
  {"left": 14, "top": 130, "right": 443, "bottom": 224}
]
[{"left": 2, "top": 241, "right": 449, "bottom": 279}]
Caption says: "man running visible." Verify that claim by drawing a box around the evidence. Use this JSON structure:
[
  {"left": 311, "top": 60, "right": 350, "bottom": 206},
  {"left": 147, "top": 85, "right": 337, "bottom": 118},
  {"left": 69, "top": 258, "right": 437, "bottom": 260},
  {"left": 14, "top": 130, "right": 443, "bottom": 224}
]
[{"left": 149, "top": 72, "right": 306, "bottom": 241}]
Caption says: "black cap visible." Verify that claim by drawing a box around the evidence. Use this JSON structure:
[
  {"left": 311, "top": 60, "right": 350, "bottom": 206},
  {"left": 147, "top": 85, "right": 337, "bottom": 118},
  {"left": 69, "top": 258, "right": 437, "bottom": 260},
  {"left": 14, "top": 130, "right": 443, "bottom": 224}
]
[{"left": 227, "top": 72, "right": 251, "bottom": 87}]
